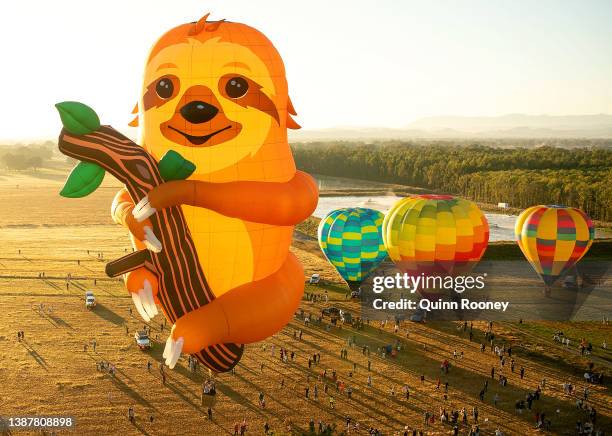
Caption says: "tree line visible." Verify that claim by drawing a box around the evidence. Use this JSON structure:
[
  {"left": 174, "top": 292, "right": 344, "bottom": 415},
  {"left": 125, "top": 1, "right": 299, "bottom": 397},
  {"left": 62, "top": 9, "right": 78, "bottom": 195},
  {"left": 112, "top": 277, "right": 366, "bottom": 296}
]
[
  {"left": 292, "top": 142, "right": 612, "bottom": 222},
  {"left": 0, "top": 142, "right": 55, "bottom": 171}
]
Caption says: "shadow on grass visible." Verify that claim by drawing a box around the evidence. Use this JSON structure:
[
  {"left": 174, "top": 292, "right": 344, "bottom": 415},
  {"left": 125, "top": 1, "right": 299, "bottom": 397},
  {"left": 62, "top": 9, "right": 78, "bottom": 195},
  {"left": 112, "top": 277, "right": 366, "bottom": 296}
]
[
  {"left": 93, "top": 303, "right": 125, "bottom": 326},
  {"left": 20, "top": 340, "right": 49, "bottom": 371},
  {"left": 48, "top": 313, "right": 74, "bottom": 330},
  {"left": 132, "top": 420, "right": 151, "bottom": 436},
  {"left": 108, "top": 375, "right": 156, "bottom": 410},
  {"left": 291, "top": 316, "right": 612, "bottom": 435}
]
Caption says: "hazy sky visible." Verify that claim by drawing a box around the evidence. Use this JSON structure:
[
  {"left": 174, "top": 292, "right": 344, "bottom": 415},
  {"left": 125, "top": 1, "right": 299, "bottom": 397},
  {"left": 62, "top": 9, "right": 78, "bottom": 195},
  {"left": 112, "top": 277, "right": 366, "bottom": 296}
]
[{"left": 1, "top": 0, "right": 611, "bottom": 140}]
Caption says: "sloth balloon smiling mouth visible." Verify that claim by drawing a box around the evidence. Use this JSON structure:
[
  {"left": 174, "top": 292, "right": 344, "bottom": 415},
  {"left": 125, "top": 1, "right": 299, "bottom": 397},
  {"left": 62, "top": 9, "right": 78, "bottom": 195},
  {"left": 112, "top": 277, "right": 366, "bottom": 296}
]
[{"left": 167, "top": 124, "right": 233, "bottom": 146}]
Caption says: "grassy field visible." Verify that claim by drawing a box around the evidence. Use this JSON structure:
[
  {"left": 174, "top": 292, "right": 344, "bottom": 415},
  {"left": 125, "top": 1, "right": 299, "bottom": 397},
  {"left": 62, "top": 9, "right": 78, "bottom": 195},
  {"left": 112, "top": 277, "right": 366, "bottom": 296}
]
[{"left": 0, "top": 168, "right": 610, "bottom": 435}]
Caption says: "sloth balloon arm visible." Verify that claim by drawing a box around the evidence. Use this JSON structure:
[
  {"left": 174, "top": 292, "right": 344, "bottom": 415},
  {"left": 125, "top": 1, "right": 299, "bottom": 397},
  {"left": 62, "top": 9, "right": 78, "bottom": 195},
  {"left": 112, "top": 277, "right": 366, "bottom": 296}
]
[
  {"left": 133, "top": 170, "right": 319, "bottom": 226},
  {"left": 131, "top": 171, "right": 318, "bottom": 357},
  {"left": 112, "top": 189, "right": 162, "bottom": 252}
]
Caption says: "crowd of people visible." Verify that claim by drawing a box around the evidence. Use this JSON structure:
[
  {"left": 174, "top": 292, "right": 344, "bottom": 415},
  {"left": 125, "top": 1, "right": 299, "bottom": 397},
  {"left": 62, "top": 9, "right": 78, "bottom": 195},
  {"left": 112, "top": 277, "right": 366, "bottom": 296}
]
[
  {"left": 125, "top": 306, "right": 606, "bottom": 435},
  {"left": 17, "top": 265, "right": 609, "bottom": 435}
]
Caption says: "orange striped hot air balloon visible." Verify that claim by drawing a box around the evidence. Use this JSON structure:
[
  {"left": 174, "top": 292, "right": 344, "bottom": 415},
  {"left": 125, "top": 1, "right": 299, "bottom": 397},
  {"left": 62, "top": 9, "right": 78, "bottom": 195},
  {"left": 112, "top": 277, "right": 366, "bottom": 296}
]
[
  {"left": 515, "top": 205, "right": 594, "bottom": 286},
  {"left": 383, "top": 195, "right": 489, "bottom": 278}
]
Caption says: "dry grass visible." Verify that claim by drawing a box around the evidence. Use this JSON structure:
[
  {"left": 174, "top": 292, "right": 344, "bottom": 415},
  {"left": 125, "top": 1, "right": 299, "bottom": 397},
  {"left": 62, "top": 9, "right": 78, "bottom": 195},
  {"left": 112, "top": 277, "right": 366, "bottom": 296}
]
[{"left": 0, "top": 170, "right": 610, "bottom": 435}]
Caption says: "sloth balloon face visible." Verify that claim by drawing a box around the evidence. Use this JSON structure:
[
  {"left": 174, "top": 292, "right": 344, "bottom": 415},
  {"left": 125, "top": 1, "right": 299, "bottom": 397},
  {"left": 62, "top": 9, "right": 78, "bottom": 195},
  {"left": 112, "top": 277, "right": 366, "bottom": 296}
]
[{"left": 133, "top": 14, "right": 300, "bottom": 180}]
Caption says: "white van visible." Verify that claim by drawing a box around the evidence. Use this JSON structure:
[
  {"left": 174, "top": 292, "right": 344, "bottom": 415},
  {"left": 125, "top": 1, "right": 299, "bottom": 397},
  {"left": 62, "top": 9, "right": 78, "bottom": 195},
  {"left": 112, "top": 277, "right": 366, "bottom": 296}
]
[
  {"left": 134, "top": 331, "right": 151, "bottom": 350},
  {"left": 85, "top": 291, "right": 96, "bottom": 309}
]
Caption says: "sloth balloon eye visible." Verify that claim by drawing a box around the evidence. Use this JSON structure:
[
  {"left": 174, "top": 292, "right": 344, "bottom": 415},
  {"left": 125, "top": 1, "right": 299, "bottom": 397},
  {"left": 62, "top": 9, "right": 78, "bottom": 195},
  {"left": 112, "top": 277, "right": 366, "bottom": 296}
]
[
  {"left": 156, "top": 78, "right": 174, "bottom": 99},
  {"left": 225, "top": 77, "right": 249, "bottom": 99}
]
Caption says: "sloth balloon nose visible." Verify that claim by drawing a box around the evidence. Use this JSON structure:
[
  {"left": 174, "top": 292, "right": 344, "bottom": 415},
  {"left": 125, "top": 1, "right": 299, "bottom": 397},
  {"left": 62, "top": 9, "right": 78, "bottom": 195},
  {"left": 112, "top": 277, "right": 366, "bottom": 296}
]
[{"left": 180, "top": 101, "right": 219, "bottom": 124}]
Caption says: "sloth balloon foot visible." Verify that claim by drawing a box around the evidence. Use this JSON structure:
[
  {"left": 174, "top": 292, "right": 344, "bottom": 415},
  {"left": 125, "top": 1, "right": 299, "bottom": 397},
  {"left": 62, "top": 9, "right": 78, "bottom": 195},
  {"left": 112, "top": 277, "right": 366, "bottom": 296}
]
[
  {"left": 142, "top": 226, "right": 162, "bottom": 253},
  {"left": 131, "top": 279, "right": 158, "bottom": 322},
  {"left": 163, "top": 335, "right": 184, "bottom": 369}
]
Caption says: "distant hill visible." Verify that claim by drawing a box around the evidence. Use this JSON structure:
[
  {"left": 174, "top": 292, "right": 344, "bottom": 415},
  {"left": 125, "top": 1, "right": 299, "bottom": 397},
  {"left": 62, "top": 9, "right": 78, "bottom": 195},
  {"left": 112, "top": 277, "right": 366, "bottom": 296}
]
[{"left": 290, "top": 114, "right": 612, "bottom": 141}]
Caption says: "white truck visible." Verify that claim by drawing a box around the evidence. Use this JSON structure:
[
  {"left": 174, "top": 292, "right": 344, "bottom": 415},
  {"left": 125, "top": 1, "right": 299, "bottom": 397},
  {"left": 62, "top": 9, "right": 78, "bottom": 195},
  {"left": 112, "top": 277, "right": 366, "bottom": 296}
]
[
  {"left": 309, "top": 273, "right": 320, "bottom": 284},
  {"left": 134, "top": 331, "right": 151, "bottom": 350},
  {"left": 85, "top": 291, "right": 96, "bottom": 309}
]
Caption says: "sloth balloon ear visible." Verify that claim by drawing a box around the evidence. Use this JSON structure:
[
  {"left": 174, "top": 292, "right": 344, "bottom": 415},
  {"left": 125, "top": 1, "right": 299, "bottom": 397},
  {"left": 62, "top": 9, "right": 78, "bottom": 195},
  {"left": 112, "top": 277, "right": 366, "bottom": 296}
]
[
  {"left": 128, "top": 102, "right": 139, "bottom": 127},
  {"left": 286, "top": 96, "right": 300, "bottom": 129},
  {"left": 287, "top": 97, "right": 297, "bottom": 116}
]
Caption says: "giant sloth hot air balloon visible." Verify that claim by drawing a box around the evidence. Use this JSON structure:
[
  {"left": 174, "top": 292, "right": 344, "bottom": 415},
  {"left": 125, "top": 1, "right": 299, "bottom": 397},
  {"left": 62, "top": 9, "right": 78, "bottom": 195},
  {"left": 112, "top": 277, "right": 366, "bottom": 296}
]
[
  {"left": 515, "top": 205, "right": 594, "bottom": 286},
  {"left": 55, "top": 13, "right": 319, "bottom": 372}
]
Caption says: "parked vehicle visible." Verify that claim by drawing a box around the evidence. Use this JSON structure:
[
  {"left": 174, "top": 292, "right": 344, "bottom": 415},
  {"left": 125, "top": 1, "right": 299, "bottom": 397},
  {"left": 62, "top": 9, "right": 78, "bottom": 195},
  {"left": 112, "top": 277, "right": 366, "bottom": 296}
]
[
  {"left": 134, "top": 331, "right": 151, "bottom": 350},
  {"left": 322, "top": 306, "right": 341, "bottom": 317},
  {"left": 85, "top": 291, "right": 96, "bottom": 309},
  {"left": 340, "top": 310, "right": 353, "bottom": 324},
  {"left": 563, "top": 274, "right": 578, "bottom": 289},
  {"left": 309, "top": 273, "right": 320, "bottom": 284},
  {"left": 410, "top": 309, "right": 426, "bottom": 323}
]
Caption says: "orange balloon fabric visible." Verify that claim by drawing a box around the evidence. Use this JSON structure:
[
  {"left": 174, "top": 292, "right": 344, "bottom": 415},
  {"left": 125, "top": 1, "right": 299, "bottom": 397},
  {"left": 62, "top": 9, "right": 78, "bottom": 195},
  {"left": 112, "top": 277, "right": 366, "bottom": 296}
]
[{"left": 112, "top": 14, "right": 318, "bottom": 371}]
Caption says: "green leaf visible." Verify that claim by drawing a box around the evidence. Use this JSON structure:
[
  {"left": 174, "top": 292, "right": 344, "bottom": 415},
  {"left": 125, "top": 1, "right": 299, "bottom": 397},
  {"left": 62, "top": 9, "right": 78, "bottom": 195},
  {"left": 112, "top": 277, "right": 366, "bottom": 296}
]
[
  {"left": 60, "top": 161, "right": 105, "bottom": 198},
  {"left": 55, "top": 101, "right": 101, "bottom": 135},
  {"left": 158, "top": 150, "right": 196, "bottom": 181}
]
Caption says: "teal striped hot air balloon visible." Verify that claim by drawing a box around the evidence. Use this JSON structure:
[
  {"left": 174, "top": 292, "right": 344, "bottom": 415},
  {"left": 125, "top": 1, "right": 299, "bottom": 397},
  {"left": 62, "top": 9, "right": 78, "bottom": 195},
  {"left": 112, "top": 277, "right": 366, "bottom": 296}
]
[{"left": 318, "top": 208, "right": 388, "bottom": 291}]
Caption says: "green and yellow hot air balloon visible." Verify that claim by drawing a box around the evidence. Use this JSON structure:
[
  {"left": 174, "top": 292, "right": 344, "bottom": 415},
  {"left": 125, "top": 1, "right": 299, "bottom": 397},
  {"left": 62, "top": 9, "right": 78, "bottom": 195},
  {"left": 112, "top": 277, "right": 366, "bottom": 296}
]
[{"left": 318, "top": 208, "right": 388, "bottom": 292}]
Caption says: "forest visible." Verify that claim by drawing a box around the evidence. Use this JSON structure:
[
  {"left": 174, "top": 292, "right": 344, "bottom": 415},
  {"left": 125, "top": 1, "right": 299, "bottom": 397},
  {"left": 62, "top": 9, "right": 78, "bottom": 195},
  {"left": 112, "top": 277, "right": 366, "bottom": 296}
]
[
  {"left": 292, "top": 142, "right": 612, "bottom": 222},
  {"left": 0, "top": 142, "right": 55, "bottom": 171}
]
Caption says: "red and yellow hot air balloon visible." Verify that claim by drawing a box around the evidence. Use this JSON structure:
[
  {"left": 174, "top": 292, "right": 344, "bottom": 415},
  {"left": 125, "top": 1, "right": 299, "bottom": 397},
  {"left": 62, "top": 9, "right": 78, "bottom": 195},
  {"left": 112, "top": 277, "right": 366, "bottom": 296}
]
[
  {"left": 515, "top": 205, "right": 594, "bottom": 286},
  {"left": 383, "top": 195, "right": 489, "bottom": 280}
]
